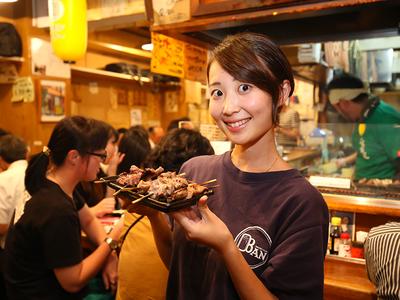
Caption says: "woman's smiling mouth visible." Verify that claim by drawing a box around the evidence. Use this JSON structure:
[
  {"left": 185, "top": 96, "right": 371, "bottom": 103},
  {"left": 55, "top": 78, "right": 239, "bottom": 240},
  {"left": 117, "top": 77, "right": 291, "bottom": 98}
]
[{"left": 224, "top": 118, "right": 251, "bottom": 129}]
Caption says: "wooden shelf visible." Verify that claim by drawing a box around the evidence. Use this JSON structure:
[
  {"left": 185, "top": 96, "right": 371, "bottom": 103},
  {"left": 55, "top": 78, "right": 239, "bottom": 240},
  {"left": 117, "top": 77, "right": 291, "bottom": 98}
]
[
  {"left": 71, "top": 66, "right": 180, "bottom": 89},
  {"left": 0, "top": 56, "right": 24, "bottom": 63}
]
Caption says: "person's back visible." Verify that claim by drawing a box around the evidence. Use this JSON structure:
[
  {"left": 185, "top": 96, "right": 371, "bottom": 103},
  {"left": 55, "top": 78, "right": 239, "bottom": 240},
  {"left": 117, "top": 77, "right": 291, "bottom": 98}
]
[{"left": 364, "top": 222, "right": 400, "bottom": 299}]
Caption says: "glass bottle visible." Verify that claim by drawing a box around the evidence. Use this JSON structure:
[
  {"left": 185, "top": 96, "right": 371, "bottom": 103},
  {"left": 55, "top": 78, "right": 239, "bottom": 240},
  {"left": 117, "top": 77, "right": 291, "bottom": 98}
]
[
  {"left": 329, "top": 217, "right": 341, "bottom": 255},
  {"left": 338, "top": 232, "right": 351, "bottom": 257}
]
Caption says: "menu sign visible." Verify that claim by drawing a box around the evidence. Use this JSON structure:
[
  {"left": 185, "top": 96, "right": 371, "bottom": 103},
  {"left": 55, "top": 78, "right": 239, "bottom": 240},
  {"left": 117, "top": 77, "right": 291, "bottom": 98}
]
[
  {"left": 151, "top": 32, "right": 184, "bottom": 78},
  {"left": 184, "top": 44, "right": 208, "bottom": 83}
]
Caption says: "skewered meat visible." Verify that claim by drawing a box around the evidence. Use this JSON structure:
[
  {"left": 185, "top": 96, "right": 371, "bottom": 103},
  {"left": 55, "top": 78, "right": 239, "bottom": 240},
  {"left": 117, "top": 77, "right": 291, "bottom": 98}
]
[{"left": 115, "top": 165, "right": 210, "bottom": 203}]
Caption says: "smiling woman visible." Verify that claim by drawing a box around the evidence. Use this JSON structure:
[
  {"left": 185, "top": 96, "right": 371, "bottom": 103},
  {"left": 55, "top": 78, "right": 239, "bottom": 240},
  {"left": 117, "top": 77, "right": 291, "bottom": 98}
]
[{"left": 137, "top": 32, "right": 329, "bottom": 300}]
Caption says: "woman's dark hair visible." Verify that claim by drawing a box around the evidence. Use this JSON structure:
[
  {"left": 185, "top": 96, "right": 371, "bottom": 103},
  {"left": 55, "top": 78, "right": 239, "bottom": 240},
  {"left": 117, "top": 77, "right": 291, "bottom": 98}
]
[
  {"left": 207, "top": 32, "right": 294, "bottom": 125},
  {"left": 145, "top": 128, "right": 215, "bottom": 172},
  {"left": 25, "top": 116, "right": 109, "bottom": 195},
  {"left": 0, "top": 134, "right": 27, "bottom": 163},
  {"left": 117, "top": 126, "right": 151, "bottom": 173}
]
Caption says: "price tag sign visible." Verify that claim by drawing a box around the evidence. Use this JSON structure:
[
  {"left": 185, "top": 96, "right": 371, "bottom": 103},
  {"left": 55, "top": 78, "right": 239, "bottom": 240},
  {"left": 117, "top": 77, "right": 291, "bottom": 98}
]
[{"left": 309, "top": 176, "right": 351, "bottom": 189}]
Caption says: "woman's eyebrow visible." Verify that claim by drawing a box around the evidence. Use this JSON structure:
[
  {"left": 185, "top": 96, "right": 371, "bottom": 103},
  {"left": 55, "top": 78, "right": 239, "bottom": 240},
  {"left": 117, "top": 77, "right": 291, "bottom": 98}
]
[{"left": 208, "top": 82, "right": 221, "bottom": 88}]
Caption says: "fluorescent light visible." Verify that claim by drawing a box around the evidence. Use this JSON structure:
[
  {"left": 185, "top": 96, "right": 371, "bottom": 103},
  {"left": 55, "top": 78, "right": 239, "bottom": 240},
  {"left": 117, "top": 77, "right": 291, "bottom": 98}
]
[
  {"left": 0, "top": 0, "right": 18, "bottom": 2},
  {"left": 141, "top": 43, "right": 153, "bottom": 51}
]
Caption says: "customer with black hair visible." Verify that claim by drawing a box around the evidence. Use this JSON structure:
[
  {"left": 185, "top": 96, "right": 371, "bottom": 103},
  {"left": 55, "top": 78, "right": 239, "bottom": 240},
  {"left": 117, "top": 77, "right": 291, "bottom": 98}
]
[
  {"left": 327, "top": 73, "right": 400, "bottom": 180},
  {"left": 76, "top": 121, "right": 122, "bottom": 217},
  {"left": 0, "top": 128, "right": 10, "bottom": 173},
  {"left": 117, "top": 125, "right": 151, "bottom": 174},
  {"left": 0, "top": 134, "right": 28, "bottom": 300},
  {"left": 4, "top": 116, "right": 123, "bottom": 299}
]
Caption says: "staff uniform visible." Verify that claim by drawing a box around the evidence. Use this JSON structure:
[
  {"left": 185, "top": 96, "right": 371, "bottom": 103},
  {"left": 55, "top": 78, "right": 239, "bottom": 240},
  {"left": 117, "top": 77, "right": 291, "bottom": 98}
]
[
  {"left": 4, "top": 180, "right": 85, "bottom": 300},
  {"left": 352, "top": 98, "right": 400, "bottom": 180},
  {"left": 167, "top": 152, "right": 329, "bottom": 300}
]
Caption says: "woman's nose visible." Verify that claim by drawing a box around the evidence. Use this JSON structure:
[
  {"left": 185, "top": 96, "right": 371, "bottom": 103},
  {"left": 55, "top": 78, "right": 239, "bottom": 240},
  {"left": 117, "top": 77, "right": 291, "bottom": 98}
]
[{"left": 222, "top": 95, "right": 240, "bottom": 115}]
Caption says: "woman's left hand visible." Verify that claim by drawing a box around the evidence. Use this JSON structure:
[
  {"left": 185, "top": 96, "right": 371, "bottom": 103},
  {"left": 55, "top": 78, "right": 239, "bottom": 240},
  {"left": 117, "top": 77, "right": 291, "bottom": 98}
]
[
  {"left": 170, "top": 196, "right": 233, "bottom": 254},
  {"left": 107, "top": 149, "right": 125, "bottom": 176},
  {"left": 102, "top": 251, "right": 119, "bottom": 294}
]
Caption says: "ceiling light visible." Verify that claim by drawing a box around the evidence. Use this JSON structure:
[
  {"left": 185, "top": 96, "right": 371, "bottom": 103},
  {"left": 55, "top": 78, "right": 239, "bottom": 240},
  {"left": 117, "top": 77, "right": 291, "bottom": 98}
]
[
  {"left": 0, "top": 0, "right": 18, "bottom": 2},
  {"left": 141, "top": 43, "right": 153, "bottom": 51}
]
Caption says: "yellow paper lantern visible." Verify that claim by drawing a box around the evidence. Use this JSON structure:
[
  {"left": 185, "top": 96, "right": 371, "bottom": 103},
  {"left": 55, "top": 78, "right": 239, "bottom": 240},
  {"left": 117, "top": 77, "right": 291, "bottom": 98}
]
[{"left": 48, "top": 0, "right": 87, "bottom": 63}]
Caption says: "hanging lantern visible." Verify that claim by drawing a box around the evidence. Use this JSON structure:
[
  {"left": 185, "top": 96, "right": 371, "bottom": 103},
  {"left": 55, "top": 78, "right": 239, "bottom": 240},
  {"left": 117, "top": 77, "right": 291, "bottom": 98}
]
[{"left": 48, "top": 0, "right": 87, "bottom": 63}]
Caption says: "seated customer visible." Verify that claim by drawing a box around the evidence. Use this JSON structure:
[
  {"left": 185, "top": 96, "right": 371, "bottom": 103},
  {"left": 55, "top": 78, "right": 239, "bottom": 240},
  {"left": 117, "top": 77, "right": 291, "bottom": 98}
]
[
  {"left": 116, "top": 128, "right": 214, "bottom": 300},
  {"left": 0, "top": 134, "right": 28, "bottom": 299},
  {"left": 364, "top": 222, "right": 400, "bottom": 299}
]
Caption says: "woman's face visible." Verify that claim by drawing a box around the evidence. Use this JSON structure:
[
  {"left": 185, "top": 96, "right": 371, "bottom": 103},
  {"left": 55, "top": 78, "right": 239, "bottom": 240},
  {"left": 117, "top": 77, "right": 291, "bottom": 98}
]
[
  {"left": 208, "top": 61, "right": 275, "bottom": 147},
  {"left": 81, "top": 149, "right": 107, "bottom": 181}
]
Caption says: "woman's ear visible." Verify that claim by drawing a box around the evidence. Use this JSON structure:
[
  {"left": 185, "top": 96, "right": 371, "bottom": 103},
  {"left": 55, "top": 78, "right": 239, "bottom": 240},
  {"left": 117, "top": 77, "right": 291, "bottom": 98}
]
[
  {"left": 66, "top": 149, "right": 81, "bottom": 166},
  {"left": 279, "top": 80, "right": 292, "bottom": 107}
]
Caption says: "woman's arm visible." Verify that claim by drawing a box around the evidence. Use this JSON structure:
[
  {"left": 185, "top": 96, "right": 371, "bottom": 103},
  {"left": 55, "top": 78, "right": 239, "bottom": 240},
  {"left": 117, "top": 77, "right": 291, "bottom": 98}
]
[
  {"left": 79, "top": 204, "right": 108, "bottom": 244},
  {"left": 171, "top": 197, "right": 277, "bottom": 300},
  {"left": 53, "top": 239, "right": 114, "bottom": 292},
  {"left": 54, "top": 206, "right": 123, "bottom": 293}
]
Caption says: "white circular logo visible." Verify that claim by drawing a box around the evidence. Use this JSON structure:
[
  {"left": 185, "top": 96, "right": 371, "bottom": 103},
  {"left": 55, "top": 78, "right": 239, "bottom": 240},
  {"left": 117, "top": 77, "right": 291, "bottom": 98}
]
[{"left": 235, "top": 226, "right": 272, "bottom": 269}]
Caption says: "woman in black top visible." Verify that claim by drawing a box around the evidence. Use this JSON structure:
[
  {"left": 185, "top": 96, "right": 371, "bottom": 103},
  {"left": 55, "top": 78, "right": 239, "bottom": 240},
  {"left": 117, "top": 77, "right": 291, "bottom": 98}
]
[{"left": 4, "top": 116, "right": 123, "bottom": 299}]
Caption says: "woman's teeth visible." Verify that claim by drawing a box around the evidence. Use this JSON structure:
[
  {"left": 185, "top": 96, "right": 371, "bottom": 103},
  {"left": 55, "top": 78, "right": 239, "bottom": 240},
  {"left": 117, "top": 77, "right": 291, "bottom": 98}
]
[{"left": 227, "top": 119, "right": 249, "bottom": 128}]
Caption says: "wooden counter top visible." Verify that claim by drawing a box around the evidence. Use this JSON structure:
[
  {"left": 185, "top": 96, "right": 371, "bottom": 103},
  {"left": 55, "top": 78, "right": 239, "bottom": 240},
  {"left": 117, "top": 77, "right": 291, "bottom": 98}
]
[
  {"left": 323, "top": 193, "right": 400, "bottom": 217},
  {"left": 324, "top": 256, "right": 376, "bottom": 300}
]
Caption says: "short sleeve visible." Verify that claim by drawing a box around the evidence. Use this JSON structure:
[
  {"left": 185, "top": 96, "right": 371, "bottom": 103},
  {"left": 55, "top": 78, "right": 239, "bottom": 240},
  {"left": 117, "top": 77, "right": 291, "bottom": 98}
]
[
  {"left": 262, "top": 225, "right": 326, "bottom": 299},
  {"left": 41, "top": 212, "right": 83, "bottom": 269}
]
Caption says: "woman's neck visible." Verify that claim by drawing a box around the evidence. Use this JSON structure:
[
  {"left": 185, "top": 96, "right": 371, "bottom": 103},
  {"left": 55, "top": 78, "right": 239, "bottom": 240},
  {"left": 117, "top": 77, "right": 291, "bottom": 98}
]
[
  {"left": 231, "top": 134, "right": 291, "bottom": 173},
  {"left": 47, "top": 167, "right": 79, "bottom": 198}
]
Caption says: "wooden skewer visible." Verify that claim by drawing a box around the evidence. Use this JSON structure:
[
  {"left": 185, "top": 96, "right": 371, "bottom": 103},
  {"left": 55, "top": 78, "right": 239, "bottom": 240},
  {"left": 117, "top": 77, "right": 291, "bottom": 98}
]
[
  {"left": 131, "top": 193, "right": 153, "bottom": 204},
  {"left": 200, "top": 179, "right": 217, "bottom": 185},
  {"left": 113, "top": 185, "right": 130, "bottom": 197},
  {"left": 94, "top": 175, "right": 120, "bottom": 183}
]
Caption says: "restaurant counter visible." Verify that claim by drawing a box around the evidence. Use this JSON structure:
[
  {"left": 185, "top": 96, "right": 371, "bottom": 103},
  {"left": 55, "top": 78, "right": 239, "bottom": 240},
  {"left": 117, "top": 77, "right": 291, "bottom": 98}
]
[{"left": 322, "top": 192, "right": 400, "bottom": 299}]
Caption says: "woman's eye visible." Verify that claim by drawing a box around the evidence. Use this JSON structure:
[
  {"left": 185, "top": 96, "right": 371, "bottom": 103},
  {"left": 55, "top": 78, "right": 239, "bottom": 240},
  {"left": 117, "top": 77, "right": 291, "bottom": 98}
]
[
  {"left": 238, "top": 84, "right": 251, "bottom": 93},
  {"left": 211, "top": 89, "right": 223, "bottom": 98}
]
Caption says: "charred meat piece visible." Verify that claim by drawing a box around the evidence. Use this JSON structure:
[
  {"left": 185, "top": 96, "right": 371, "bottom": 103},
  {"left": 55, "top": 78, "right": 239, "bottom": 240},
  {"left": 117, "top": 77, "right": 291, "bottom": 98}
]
[
  {"left": 116, "top": 165, "right": 144, "bottom": 186},
  {"left": 142, "top": 167, "right": 165, "bottom": 181}
]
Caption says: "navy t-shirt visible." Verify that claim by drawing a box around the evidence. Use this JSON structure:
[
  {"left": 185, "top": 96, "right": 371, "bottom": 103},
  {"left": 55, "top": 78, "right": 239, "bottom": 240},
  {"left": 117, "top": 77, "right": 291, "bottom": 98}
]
[
  {"left": 5, "top": 180, "right": 85, "bottom": 300},
  {"left": 167, "top": 152, "right": 329, "bottom": 300}
]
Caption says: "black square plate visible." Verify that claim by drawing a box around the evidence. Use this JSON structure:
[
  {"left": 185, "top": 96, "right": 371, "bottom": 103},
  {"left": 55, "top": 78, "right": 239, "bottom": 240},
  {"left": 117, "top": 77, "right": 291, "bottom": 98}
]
[{"left": 106, "top": 181, "right": 213, "bottom": 213}]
